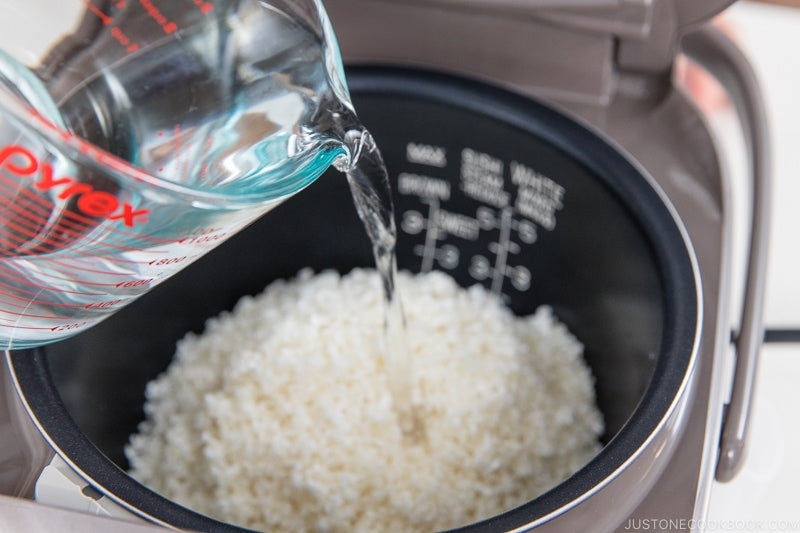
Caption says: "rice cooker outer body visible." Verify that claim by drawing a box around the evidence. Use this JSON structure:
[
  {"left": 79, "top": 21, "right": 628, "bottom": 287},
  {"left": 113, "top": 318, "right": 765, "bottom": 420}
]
[
  {"left": 323, "top": 1, "right": 729, "bottom": 532},
  {"left": 2, "top": 66, "right": 706, "bottom": 533},
  {"left": 0, "top": 4, "right": 727, "bottom": 533}
]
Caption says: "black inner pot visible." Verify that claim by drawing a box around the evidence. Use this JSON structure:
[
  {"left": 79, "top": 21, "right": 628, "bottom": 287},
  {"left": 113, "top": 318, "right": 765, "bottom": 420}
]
[{"left": 10, "top": 68, "right": 698, "bottom": 532}]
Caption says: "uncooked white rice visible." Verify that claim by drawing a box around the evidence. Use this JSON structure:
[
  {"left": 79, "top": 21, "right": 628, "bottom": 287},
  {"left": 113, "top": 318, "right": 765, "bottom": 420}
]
[{"left": 126, "top": 269, "right": 603, "bottom": 533}]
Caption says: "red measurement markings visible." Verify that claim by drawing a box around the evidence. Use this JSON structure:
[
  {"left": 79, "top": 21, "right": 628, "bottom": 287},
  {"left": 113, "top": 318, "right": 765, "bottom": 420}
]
[
  {"left": 0, "top": 283, "right": 129, "bottom": 314},
  {"left": 0, "top": 264, "right": 106, "bottom": 297},
  {"left": 45, "top": 256, "right": 133, "bottom": 278},
  {"left": 0, "top": 291, "right": 95, "bottom": 319},
  {"left": 0, "top": 209, "right": 169, "bottom": 267},
  {"left": 171, "top": 123, "right": 186, "bottom": 183},
  {"left": 115, "top": 278, "right": 154, "bottom": 288},
  {"left": 0, "top": 194, "right": 91, "bottom": 240},
  {"left": 110, "top": 26, "right": 139, "bottom": 53},
  {"left": 139, "top": 0, "right": 178, "bottom": 34},
  {"left": 0, "top": 184, "right": 53, "bottom": 229},
  {"left": 159, "top": 125, "right": 209, "bottom": 183},
  {"left": 0, "top": 310, "right": 65, "bottom": 322},
  {"left": 85, "top": 299, "right": 122, "bottom": 310},
  {"left": 0, "top": 186, "right": 53, "bottom": 224},
  {"left": 0, "top": 166, "right": 175, "bottom": 256},
  {"left": 178, "top": 233, "right": 227, "bottom": 246},
  {"left": 0, "top": 191, "right": 129, "bottom": 257},
  {"left": 177, "top": 227, "right": 228, "bottom": 246},
  {"left": 0, "top": 257, "right": 149, "bottom": 290},
  {"left": 182, "top": 130, "right": 192, "bottom": 183},
  {"left": 0, "top": 318, "right": 86, "bottom": 332},
  {"left": 0, "top": 295, "right": 93, "bottom": 319},
  {"left": 0, "top": 254, "right": 129, "bottom": 303},
  {"left": 0, "top": 193, "right": 97, "bottom": 253},
  {"left": 191, "top": 0, "right": 214, "bottom": 14},
  {"left": 34, "top": 260, "right": 155, "bottom": 287},
  {"left": 0, "top": 314, "right": 89, "bottom": 331},
  {"left": 156, "top": 130, "right": 165, "bottom": 173},
  {"left": 199, "top": 135, "right": 213, "bottom": 181},
  {"left": 0, "top": 198, "right": 52, "bottom": 249},
  {"left": 50, "top": 322, "right": 90, "bottom": 332},
  {"left": 0, "top": 171, "right": 66, "bottom": 220},
  {"left": 148, "top": 255, "right": 187, "bottom": 267},
  {"left": 0, "top": 319, "right": 90, "bottom": 332},
  {"left": 147, "top": 252, "right": 202, "bottom": 267},
  {"left": 82, "top": 0, "right": 139, "bottom": 52},
  {"left": 82, "top": 0, "right": 112, "bottom": 24},
  {"left": 61, "top": 244, "right": 176, "bottom": 267},
  {"left": 158, "top": 123, "right": 205, "bottom": 183},
  {"left": 0, "top": 221, "right": 93, "bottom": 256},
  {"left": 0, "top": 297, "right": 81, "bottom": 320}
]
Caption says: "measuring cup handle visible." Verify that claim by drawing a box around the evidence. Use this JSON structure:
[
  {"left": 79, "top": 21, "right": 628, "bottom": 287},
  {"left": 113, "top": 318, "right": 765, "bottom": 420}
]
[{"left": 681, "top": 24, "right": 772, "bottom": 483}]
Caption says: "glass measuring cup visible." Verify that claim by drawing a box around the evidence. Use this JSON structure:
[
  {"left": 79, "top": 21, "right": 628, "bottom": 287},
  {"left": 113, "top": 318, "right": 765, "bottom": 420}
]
[{"left": 0, "top": 0, "right": 369, "bottom": 349}]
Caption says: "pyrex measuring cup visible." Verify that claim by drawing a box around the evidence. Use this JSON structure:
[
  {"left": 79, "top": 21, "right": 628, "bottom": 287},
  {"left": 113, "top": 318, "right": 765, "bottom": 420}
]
[{"left": 0, "top": 0, "right": 365, "bottom": 348}]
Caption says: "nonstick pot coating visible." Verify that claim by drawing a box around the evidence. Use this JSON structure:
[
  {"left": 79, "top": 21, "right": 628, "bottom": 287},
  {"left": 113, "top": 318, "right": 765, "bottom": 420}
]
[{"left": 10, "top": 68, "right": 698, "bottom": 532}]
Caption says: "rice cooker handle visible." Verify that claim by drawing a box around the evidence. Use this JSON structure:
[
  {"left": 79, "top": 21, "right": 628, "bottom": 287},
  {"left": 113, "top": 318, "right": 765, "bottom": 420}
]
[{"left": 682, "top": 25, "right": 771, "bottom": 483}]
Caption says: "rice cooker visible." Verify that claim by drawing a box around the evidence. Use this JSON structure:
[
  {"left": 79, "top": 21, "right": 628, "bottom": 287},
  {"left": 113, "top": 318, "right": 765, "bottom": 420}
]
[{"left": 0, "top": 1, "right": 770, "bottom": 532}]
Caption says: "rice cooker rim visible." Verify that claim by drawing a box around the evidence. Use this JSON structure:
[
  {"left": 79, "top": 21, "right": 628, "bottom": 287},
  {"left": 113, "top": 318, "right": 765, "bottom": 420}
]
[{"left": 6, "top": 66, "right": 702, "bottom": 533}]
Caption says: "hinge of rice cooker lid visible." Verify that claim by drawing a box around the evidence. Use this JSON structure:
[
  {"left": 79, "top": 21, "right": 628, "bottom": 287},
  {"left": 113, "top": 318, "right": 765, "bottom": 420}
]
[
  {"left": 420, "top": 0, "right": 736, "bottom": 73},
  {"left": 512, "top": 0, "right": 737, "bottom": 74}
]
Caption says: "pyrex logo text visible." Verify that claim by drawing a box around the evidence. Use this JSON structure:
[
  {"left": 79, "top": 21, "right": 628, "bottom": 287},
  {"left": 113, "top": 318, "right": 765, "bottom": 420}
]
[{"left": 0, "top": 144, "right": 150, "bottom": 227}]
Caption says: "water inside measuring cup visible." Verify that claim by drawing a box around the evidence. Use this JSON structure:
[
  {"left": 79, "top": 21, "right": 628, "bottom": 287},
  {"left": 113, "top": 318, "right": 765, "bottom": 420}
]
[
  {"left": 0, "top": 3, "right": 347, "bottom": 345},
  {"left": 0, "top": 0, "right": 419, "bottom": 435},
  {"left": 43, "top": 2, "right": 351, "bottom": 197}
]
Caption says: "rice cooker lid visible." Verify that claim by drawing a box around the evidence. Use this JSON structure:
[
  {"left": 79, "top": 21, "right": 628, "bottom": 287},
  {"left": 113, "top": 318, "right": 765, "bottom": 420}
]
[
  {"left": 8, "top": 67, "right": 700, "bottom": 532},
  {"left": 336, "top": 0, "right": 735, "bottom": 73},
  {"left": 408, "top": 0, "right": 734, "bottom": 27}
]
